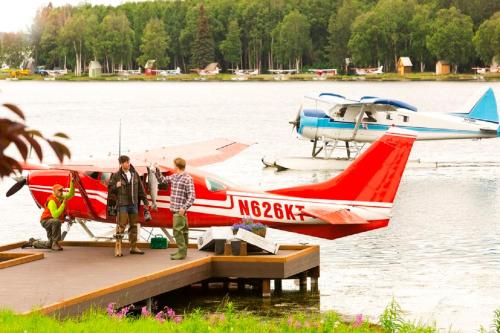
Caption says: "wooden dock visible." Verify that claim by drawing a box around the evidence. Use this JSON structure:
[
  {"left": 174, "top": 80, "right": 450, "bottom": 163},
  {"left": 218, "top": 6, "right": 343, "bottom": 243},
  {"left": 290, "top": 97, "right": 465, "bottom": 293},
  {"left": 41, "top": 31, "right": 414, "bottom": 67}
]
[{"left": 0, "top": 241, "right": 319, "bottom": 317}]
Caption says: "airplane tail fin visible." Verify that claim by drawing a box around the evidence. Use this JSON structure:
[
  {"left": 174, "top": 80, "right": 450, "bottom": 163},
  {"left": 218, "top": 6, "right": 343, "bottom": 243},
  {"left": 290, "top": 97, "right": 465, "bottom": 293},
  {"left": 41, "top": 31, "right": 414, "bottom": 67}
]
[
  {"left": 466, "top": 88, "right": 498, "bottom": 123},
  {"left": 269, "top": 128, "right": 417, "bottom": 203}
]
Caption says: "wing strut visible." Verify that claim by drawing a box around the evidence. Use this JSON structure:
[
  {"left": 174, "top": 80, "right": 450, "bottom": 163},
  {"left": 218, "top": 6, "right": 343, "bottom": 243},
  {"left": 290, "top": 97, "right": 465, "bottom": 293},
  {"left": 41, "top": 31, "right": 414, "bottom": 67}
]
[
  {"left": 70, "top": 171, "right": 98, "bottom": 219},
  {"left": 350, "top": 106, "right": 366, "bottom": 141}
]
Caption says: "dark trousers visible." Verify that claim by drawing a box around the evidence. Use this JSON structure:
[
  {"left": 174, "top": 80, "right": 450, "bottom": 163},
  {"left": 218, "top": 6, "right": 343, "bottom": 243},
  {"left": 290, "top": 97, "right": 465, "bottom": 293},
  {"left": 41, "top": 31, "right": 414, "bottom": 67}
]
[{"left": 33, "top": 219, "right": 62, "bottom": 249}]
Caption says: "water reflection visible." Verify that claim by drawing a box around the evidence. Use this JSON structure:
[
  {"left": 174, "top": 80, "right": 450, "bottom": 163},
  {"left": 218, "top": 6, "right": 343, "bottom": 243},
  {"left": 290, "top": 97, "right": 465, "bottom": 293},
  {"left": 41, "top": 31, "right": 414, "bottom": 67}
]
[{"left": 156, "top": 287, "right": 321, "bottom": 317}]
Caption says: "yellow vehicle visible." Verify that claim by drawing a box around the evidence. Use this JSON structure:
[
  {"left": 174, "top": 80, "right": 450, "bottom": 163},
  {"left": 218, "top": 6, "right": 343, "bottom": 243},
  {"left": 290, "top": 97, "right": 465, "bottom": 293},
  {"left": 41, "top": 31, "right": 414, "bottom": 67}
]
[{"left": 9, "top": 69, "right": 30, "bottom": 78}]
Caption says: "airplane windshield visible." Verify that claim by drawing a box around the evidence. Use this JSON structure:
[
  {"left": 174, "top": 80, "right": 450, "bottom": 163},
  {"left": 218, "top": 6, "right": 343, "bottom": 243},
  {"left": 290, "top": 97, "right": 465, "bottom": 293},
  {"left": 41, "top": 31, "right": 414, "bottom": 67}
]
[
  {"left": 205, "top": 178, "right": 226, "bottom": 192},
  {"left": 101, "top": 172, "right": 112, "bottom": 185}
]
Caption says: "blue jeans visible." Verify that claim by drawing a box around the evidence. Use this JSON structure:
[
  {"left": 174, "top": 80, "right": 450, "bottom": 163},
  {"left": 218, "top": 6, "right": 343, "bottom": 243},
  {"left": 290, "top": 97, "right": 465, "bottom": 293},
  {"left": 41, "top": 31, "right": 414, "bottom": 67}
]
[{"left": 119, "top": 204, "right": 138, "bottom": 214}]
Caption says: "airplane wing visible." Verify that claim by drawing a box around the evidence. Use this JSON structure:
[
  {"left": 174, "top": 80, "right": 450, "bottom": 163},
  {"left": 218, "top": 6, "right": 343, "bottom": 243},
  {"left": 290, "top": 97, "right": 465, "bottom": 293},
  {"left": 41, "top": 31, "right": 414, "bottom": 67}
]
[
  {"left": 131, "top": 138, "right": 251, "bottom": 167},
  {"left": 21, "top": 138, "right": 251, "bottom": 174},
  {"left": 301, "top": 206, "right": 369, "bottom": 224}
]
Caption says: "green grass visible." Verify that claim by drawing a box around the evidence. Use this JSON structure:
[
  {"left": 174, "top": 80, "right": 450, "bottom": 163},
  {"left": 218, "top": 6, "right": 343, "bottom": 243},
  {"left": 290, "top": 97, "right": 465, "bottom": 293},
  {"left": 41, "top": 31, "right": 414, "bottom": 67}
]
[
  {"left": 0, "top": 300, "right": 449, "bottom": 333},
  {"left": 1, "top": 72, "right": 499, "bottom": 82},
  {"left": 2, "top": 300, "right": 499, "bottom": 333}
]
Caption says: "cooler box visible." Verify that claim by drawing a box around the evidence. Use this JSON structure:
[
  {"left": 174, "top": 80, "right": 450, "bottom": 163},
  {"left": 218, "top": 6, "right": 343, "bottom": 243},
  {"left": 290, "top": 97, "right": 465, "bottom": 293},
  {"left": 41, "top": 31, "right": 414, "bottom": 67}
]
[{"left": 150, "top": 235, "right": 168, "bottom": 249}]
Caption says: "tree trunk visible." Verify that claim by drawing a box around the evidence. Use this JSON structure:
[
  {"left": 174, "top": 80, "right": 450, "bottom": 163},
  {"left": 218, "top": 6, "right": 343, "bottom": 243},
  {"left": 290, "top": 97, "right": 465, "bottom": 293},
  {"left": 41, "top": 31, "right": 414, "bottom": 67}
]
[{"left": 73, "top": 41, "right": 78, "bottom": 75}]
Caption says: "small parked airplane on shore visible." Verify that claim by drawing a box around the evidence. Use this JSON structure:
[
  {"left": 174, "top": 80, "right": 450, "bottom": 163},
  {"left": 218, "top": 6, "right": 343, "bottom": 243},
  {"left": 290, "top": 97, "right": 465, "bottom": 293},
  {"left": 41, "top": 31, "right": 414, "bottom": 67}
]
[
  {"left": 286, "top": 88, "right": 498, "bottom": 161},
  {"left": 154, "top": 67, "right": 182, "bottom": 76},
  {"left": 115, "top": 68, "right": 141, "bottom": 76},
  {"left": 354, "top": 66, "right": 383, "bottom": 75},
  {"left": 308, "top": 68, "right": 337, "bottom": 77},
  {"left": 7, "top": 129, "right": 416, "bottom": 240},
  {"left": 269, "top": 69, "right": 298, "bottom": 80}
]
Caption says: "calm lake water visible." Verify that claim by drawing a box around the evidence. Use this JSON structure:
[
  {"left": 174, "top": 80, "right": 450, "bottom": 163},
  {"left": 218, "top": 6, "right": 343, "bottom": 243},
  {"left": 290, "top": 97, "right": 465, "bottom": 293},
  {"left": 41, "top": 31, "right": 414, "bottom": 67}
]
[{"left": 0, "top": 81, "right": 499, "bottom": 331}]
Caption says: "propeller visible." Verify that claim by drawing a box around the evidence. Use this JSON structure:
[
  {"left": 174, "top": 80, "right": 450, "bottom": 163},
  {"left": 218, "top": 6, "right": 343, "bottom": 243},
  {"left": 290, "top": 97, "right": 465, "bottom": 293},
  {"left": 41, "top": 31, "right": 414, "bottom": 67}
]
[
  {"left": 289, "top": 103, "right": 302, "bottom": 133},
  {"left": 6, "top": 177, "right": 27, "bottom": 197}
]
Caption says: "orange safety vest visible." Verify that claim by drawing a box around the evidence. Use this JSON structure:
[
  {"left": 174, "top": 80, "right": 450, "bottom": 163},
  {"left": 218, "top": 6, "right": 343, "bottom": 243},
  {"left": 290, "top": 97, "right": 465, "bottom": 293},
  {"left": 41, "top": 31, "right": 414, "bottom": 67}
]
[{"left": 40, "top": 194, "right": 65, "bottom": 222}]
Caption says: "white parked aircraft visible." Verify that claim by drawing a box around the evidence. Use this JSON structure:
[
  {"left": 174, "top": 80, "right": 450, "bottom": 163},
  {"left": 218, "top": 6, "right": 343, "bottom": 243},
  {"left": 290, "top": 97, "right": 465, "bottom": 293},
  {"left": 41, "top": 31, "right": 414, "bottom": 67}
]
[
  {"left": 289, "top": 88, "right": 498, "bottom": 159},
  {"left": 262, "top": 88, "right": 499, "bottom": 170},
  {"left": 354, "top": 66, "right": 383, "bottom": 75},
  {"left": 156, "top": 67, "right": 182, "bottom": 76}
]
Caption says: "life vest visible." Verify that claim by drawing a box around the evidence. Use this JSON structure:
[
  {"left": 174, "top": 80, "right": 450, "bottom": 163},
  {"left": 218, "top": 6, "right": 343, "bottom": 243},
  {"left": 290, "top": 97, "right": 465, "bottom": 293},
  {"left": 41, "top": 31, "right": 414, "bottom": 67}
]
[{"left": 40, "top": 194, "right": 65, "bottom": 222}]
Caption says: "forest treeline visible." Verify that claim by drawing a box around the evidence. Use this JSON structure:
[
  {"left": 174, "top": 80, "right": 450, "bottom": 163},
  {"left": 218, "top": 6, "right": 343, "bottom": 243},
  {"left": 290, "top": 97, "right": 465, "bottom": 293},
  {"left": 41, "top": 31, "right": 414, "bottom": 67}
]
[{"left": 0, "top": 0, "right": 498, "bottom": 75}]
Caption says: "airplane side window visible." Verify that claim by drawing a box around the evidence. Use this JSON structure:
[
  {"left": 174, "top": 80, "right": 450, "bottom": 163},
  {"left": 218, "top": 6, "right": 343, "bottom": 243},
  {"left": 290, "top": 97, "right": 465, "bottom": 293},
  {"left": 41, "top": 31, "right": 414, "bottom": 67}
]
[
  {"left": 85, "top": 171, "right": 99, "bottom": 180},
  {"left": 386, "top": 113, "right": 393, "bottom": 120},
  {"left": 158, "top": 172, "right": 169, "bottom": 190},
  {"left": 338, "top": 107, "right": 347, "bottom": 117},
  {"left": 399, "top": 115, "right": 410, "bottom": 122},
  {"left": 100, "top": 172, "right": 112, "bottom": 185},
  {"left": 362, "top": 111, "right": 377, "bottom": 122},
  {"left": 205, "top": 178, "right": 226, "bottom": 192}
]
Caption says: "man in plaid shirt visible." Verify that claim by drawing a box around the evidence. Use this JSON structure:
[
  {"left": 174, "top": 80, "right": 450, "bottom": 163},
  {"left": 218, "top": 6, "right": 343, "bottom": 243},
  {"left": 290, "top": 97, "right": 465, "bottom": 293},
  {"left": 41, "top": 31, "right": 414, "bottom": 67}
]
[{"left": 155, "top": 157, "right": 195, "bottom": 260}]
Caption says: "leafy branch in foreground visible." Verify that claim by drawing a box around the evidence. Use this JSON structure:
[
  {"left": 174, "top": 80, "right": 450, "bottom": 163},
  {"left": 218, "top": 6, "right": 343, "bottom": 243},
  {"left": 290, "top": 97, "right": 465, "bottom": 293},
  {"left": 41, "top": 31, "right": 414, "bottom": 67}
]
[{"left": 0, "top": 103, "right": 71, "bottom": 177}]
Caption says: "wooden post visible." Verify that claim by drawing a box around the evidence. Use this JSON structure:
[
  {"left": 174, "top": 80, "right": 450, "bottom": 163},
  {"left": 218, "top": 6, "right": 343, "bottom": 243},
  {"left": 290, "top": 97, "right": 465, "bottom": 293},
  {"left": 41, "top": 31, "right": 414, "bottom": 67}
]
[
  {"left": 238, "top": 279, "right": 245, "bottom": 292},
  {"left": 240, "top": 241, "right": 247, "bottom": 256},
  {"left": 146, "top": 297, "right": 152, "bottom": 312},
  {"left": 224, "top": 242, "right": 232, "bottom": 255},
  {"left": 262, "top": 279, "right": 271, "bottom": 297},
  {"left": 310, "top": 266, "right": 320, "bottom": 292},
  {"left": 299, "top": 273, "right": 307, "bottom": 292},
  {"left": 274, "top": 279, "right": 282, "bottom": 292}
]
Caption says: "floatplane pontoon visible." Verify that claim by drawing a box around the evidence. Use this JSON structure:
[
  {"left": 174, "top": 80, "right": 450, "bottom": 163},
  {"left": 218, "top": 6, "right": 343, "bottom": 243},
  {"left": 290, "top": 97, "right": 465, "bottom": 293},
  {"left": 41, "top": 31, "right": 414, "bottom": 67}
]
[{"left": 263, "top": 88, "right": 499, "bottom": 171}]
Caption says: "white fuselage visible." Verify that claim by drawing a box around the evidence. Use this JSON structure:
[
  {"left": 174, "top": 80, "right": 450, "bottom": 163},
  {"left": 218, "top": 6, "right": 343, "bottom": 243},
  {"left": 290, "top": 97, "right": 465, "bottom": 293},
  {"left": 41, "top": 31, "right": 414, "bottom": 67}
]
[{"left": 299, "top": 104, "right": 498, "bottom": 142}]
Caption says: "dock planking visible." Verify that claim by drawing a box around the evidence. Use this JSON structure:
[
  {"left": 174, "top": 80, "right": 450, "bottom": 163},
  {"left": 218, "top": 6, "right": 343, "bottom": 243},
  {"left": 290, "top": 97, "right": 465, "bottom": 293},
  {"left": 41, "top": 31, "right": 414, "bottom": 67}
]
[{"left": 0, "top": 241, "right": 319, "bottom": 317}]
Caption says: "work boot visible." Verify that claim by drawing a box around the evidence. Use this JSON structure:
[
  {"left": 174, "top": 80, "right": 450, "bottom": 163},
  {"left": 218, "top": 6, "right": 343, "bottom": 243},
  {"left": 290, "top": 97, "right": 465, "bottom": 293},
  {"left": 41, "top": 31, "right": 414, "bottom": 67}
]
[
  {"left": 22, "top": 238, "right": 36, "bottom": 248},
  {"left": 130, "top": 247, "right": 145, "bottom": 255},
  {"left": 171, "top": 252, "right": 186, "bottom": 260},
  {"left": 51, "top": 243, "right": 63, "bottom": 251}
]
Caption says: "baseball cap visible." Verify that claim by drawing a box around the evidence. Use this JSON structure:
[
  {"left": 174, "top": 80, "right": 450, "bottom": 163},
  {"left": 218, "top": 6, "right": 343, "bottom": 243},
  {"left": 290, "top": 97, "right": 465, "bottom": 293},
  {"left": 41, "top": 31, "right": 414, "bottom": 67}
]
[{"left": 52, "top": 184, "right": 64, "bottom": 191}]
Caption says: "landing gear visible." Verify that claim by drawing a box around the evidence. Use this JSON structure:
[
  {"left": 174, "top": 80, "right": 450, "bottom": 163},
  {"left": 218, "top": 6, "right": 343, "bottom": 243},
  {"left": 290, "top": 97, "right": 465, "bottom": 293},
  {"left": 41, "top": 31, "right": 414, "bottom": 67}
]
[{"left": 311, "top": 138, "right": 365, "bottom": 160}]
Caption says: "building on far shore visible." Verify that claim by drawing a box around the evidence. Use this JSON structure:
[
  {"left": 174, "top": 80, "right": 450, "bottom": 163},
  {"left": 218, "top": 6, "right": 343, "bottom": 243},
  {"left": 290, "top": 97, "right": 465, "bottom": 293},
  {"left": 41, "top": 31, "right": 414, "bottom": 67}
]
[
  {"left": 436, "top": 60, "right": 450, "bottom": 75},
  {"left": 89, "top": 61, "right": 102, "bottom": 78},
  {"left": 397, "top": 57, "right": 412, "bottom": 75}
]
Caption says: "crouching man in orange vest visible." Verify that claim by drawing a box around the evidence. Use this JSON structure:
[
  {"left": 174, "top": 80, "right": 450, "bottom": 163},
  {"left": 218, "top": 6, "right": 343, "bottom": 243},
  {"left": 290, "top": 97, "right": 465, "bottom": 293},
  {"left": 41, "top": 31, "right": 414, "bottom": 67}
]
[{"left": 24, "top": 176, "right": 75, "bottom": 251}]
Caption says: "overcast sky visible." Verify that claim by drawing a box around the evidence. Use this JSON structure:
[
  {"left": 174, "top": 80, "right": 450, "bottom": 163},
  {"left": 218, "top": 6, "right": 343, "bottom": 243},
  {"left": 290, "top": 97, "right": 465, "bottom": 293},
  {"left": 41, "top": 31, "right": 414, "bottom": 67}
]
[{"left": 0, "top": 1, "right": 125, "bottom": 33}]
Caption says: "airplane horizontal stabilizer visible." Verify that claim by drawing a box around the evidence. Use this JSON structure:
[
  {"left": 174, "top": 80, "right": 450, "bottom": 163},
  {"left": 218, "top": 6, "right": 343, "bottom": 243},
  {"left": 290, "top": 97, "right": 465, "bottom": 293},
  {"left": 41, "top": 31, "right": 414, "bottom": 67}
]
[
  {"left": 301, "top": 207, "right": 369, "bottom": 225},
  {"left": 467, "top": 88, "right": 498, "bottom": 123},
  {"left": 480, "top": 128, "right": 497, "bottom": 135}
]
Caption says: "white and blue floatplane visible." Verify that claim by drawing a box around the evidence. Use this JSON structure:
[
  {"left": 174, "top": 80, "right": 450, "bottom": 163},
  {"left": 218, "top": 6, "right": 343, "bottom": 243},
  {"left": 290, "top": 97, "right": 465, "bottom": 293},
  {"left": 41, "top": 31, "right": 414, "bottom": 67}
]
[{"left": 263, "top": 88, "right": 499, "bottom": 170}]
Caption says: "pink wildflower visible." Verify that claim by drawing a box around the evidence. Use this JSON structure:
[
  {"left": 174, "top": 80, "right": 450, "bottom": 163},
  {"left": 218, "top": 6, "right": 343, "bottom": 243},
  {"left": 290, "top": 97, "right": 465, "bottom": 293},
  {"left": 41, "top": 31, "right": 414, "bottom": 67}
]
[
  {"left": 155, "top": 311, "right": 165, "bottom": 323},
  {"left": 120, "top": 306, "right": 129, "bottom": 317},
  {"left": 141, "top": 306, "right": 150, "bottom": 317},
  {"left": 294, "top": 321, "right": 302, "bottom": 329},
  {"left": 174, "top": 315, "right": 182, "bottom": 323},
  {"left": 218, "top": 313, "right": 225, "bottom": 322},
  {"left": 353, "top": 313, "right": 363, "bottom": 327},
  {"left": 166, "top": 307, "right": 176, "bottom": 319},
  {"left": 107, "top": 303, "right": 116, "bottom": 317},
  {"left": 287, "top": 316, "right": 294, "bottom": 326}
]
